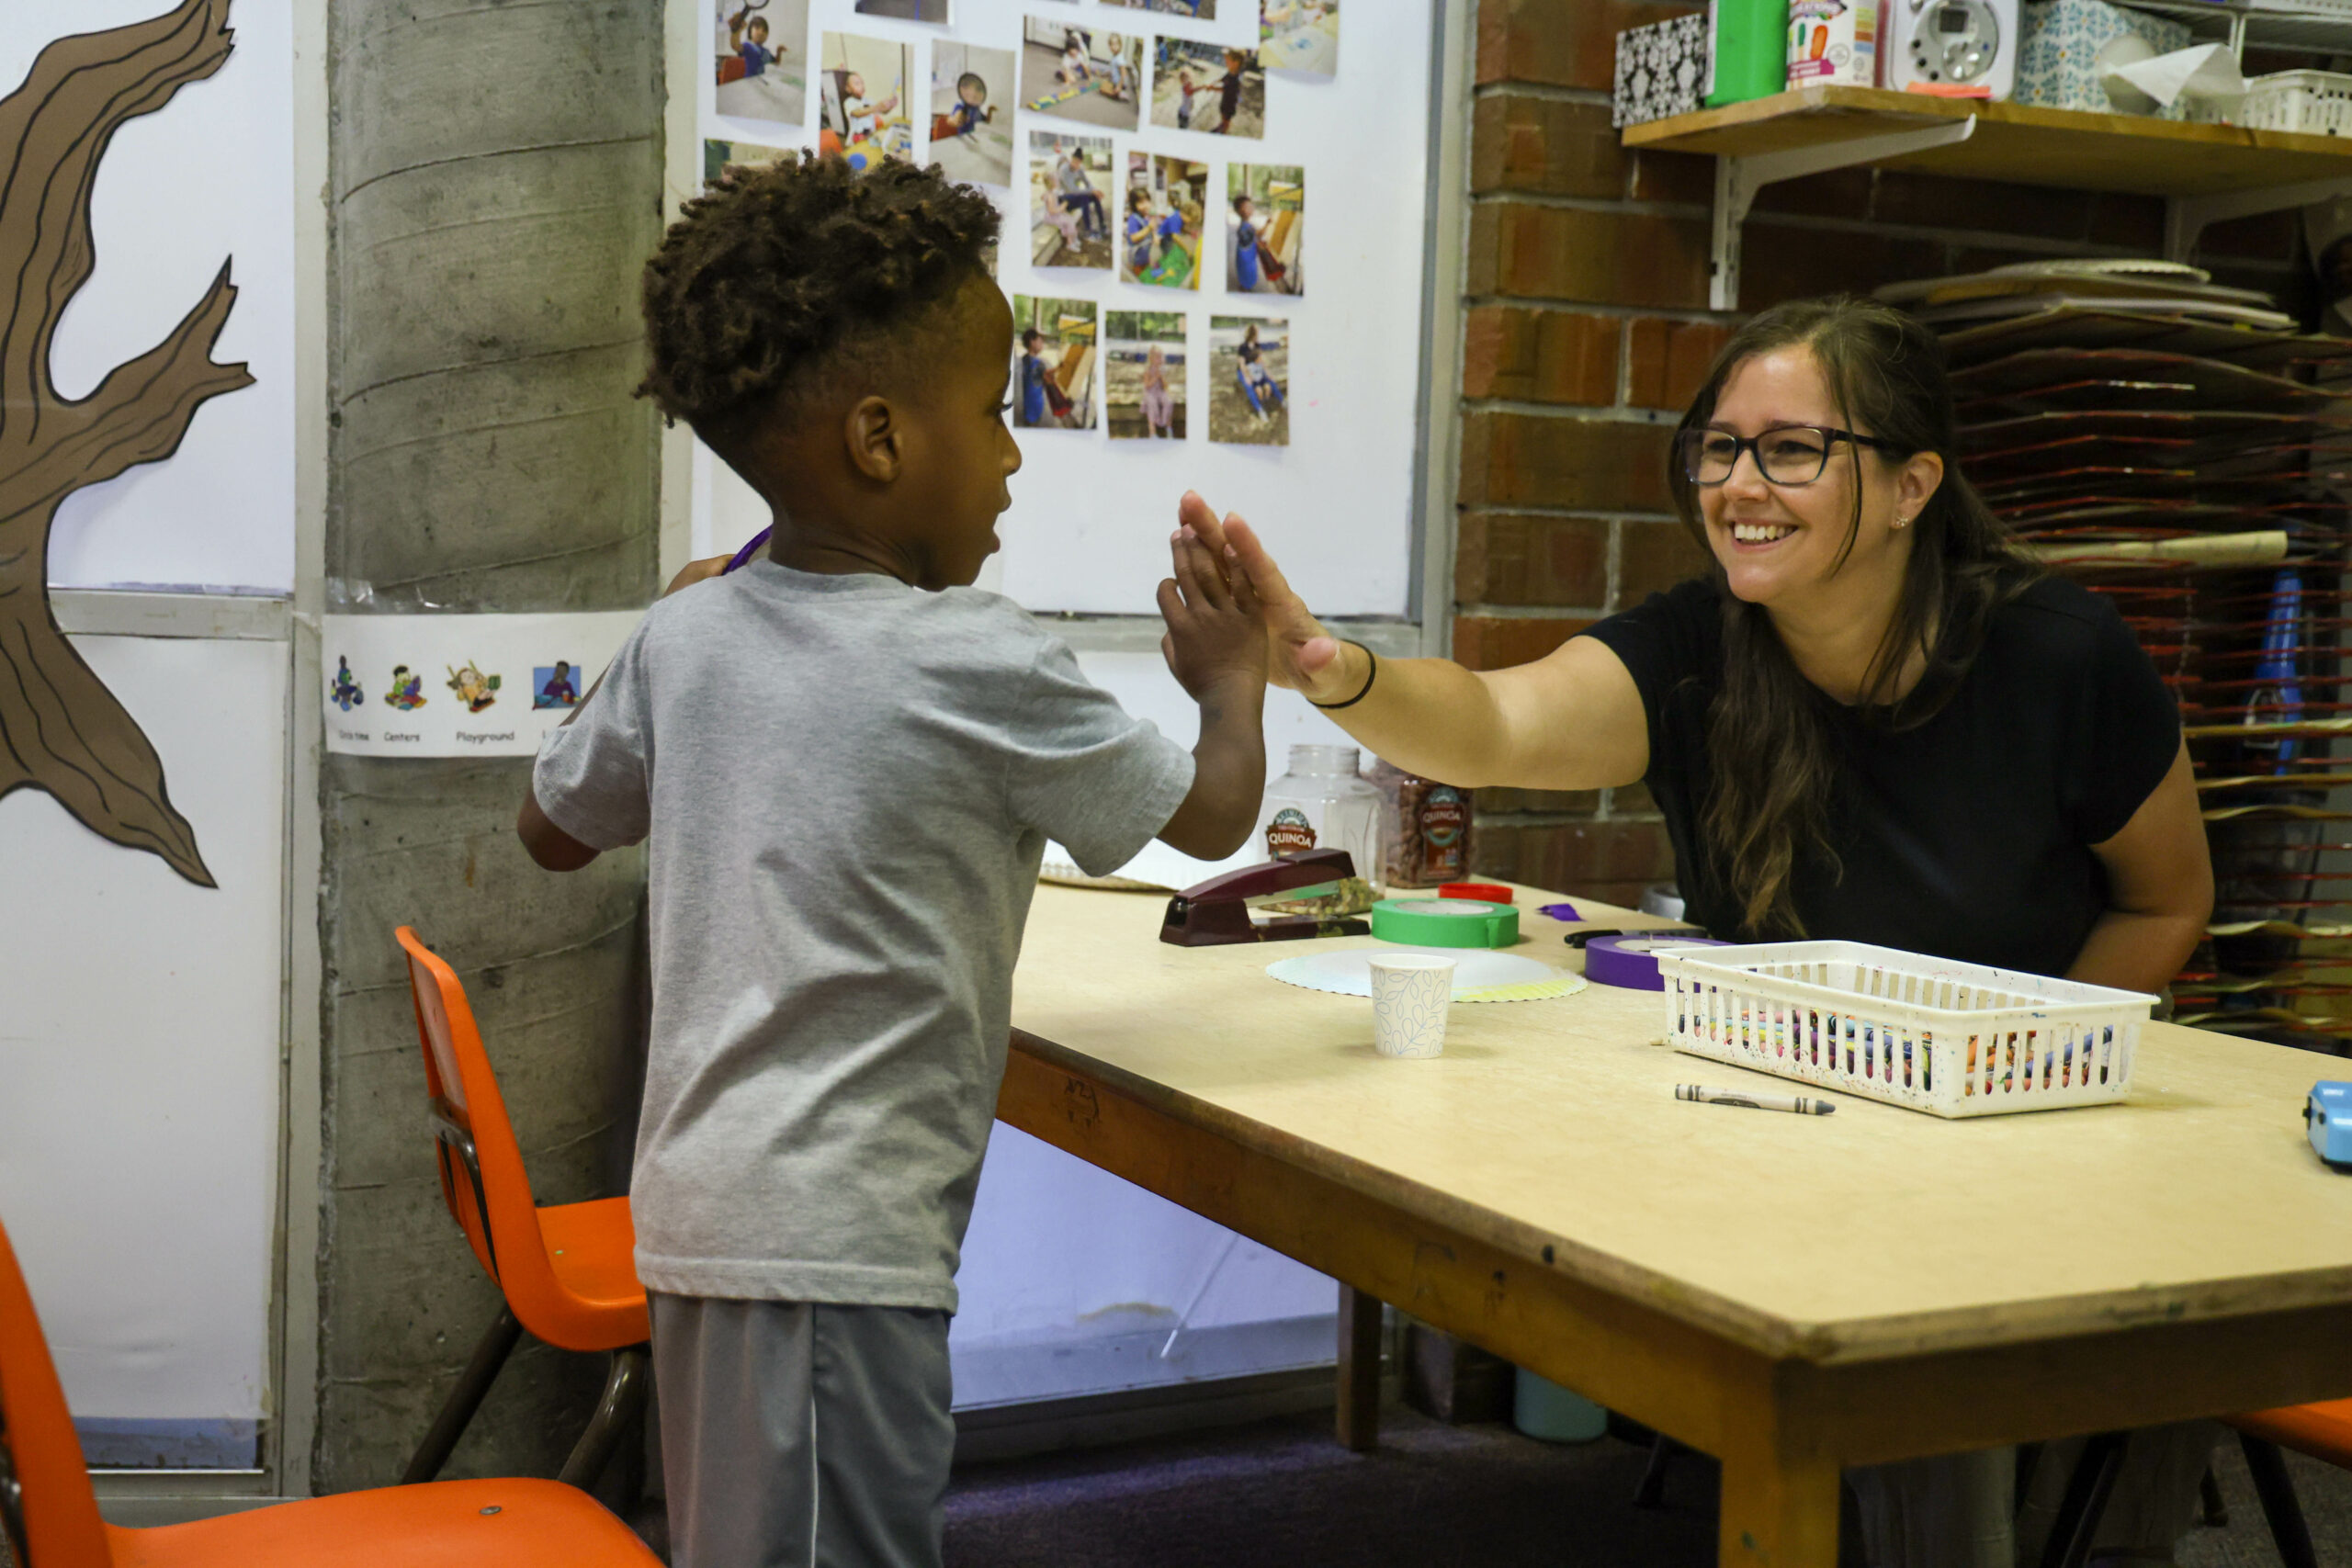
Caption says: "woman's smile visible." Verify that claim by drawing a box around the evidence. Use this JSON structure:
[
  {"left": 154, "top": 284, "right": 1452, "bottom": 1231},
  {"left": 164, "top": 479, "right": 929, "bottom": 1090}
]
[{"left": 1728, "top": 520, "right": 1797, "bottom": 547}]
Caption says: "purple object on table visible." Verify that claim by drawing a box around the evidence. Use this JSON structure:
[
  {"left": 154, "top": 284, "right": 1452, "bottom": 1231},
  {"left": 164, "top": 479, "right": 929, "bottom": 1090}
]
[
  {"left": 722, "top": 525, "right": 774, "bottom": 574},
  {"left": 1584, "top": 933, "right": 1730, "bottom": 991},
  {"left": 1538, "top": 902, "right": 1580, "bottom": 922}
]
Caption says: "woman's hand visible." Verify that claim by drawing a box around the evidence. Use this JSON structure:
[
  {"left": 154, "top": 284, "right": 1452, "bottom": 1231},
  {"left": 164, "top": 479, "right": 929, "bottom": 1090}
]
[{"left": 1174, "top": 491, "right": 1355, "bottom": 702}]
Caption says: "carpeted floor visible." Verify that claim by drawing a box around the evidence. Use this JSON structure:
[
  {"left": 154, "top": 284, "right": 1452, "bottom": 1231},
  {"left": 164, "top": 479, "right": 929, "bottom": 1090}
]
[{"left": 940, "top": 1407, "right": 2352, "bottom": 1568}]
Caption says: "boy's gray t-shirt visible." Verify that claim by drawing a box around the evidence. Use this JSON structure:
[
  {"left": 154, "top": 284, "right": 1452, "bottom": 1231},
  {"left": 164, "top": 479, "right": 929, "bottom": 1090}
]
[{"left": 534, "top": 561, "right": 1193, "bottom": 1311}]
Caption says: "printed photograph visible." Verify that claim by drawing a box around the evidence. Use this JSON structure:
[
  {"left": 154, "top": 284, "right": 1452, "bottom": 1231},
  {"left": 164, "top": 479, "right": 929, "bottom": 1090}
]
[
  {"left": 1123, "top": 153, "right": 1207, "bottom": 291},
  {"left": 1261, "top": 0, "right": 1338, "bottom": 77},
  {"left": 1104, "top": 311, "right": 1187, "bottom": 440},
  {"left": 534, "top": 662, "right": 583, "bottom": 711},
  {"left": 928, "top": 42, "right": 1014, "bottom": 186},
  {"left": 1105, "top": 0, "right": 1217, "bottom": 15},
  {"left": 1030, "top": 132, "right": 1114, "bottom": 270},
  {"left": 703, "top": 137, "right": 794, "bottom": 186},
  {"left": 1209, "top": 315, "right": 1287, "bottom": 446},
  {"left": 1227, "top": 164, "right": 1303, "bottom": 295},
  {"left": 714, "top": 0, "right": 811, "bottom": 126},
  {"left": 819, "top": 32, "right": 915, "bottom": 172},
  {"left": 1150, "top": 39, "right": 1264, "bottom": 138},
  {"left": 1020, "top": 19, "right": 1145, "bottom": 132},
  {"left": 1012, "top": 296, "right": 1099, "bottom": 431},
  {"left": 854, "top": 0, "right": 949, "bottom": 18}
]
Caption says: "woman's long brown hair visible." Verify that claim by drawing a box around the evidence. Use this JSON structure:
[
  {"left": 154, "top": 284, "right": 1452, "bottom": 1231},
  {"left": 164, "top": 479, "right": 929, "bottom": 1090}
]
[{"left": 1667, "top": 296, "right": 2030, "bottom": 938}]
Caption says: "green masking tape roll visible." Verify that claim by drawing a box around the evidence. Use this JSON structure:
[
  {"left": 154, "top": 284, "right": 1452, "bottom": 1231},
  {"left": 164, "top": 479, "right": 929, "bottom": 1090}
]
[{"left": 1369, "top": 897, "right": 1520, "bottom": 949}]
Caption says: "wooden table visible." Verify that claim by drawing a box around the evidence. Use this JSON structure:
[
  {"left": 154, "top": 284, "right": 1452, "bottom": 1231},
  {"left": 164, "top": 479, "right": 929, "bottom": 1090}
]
[{"left": 998, "top": 883, "right": 2352, "bottom": 1566}]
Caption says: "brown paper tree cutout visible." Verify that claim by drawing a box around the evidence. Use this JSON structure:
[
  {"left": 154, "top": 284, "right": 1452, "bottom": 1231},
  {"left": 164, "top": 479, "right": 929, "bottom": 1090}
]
[{"left": 0, "top": 0, "right": 252, "bottom": 887}]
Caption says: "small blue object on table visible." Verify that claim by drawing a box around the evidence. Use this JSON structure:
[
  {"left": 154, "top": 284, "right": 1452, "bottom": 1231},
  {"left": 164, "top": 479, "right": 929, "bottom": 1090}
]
[{"left": 2307, "top": 1082, "right": 2352, "bottom": 1171}]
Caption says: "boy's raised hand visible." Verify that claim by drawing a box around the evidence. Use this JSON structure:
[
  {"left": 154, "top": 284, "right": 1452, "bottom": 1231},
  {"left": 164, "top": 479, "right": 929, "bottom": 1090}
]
[
  {"left": 1154, "top": 521, "right": 1271, "bottom": 862},
  {"left": 1173, "top": 491, "right": 1349, "bottom": 701},
  {"left": 1157, "top": 523, "right": 1267, "bottom": 701},
  {"left": 664, "top": 553, "right": 735, "bottom": 596}
]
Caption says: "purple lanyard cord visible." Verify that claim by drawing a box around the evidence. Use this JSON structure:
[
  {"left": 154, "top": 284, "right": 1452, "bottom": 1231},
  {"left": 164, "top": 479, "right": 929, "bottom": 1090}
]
[{"left": 722, "top": 525, "right": 774, "bottom": 575}]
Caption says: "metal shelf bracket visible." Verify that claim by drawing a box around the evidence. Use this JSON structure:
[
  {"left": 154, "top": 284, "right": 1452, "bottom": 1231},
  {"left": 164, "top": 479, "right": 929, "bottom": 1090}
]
[
  {"left": 2165, "top": 175, "right": 2352, "bottom": 264},
  {"left": 1711, "top": 117, "right": 1978, "bottom": 311}
]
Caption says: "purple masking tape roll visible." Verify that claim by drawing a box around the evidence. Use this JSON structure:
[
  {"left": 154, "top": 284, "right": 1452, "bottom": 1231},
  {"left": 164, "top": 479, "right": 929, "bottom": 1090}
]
[{"left": 1583, "top": 933, "right": 1729, "bottom": 990}]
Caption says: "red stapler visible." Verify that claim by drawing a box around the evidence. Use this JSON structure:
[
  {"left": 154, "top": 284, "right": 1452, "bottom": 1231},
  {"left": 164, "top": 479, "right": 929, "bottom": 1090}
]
[{"left": 1159, "top": 848, "right": 1373, "bottom": 947}]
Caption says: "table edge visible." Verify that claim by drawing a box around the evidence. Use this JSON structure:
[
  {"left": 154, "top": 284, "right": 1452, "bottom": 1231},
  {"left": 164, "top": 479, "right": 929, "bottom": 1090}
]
[{"left": 1007, "top": 1029, "right": 2352, "bottom": 1366}]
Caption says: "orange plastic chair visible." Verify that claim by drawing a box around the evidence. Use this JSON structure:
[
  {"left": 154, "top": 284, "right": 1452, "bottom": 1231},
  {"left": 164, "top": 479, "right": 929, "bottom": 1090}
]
[
  {"left": 395, "top": 926, "right": 650, "bottom": 1488},
  {"left": 2217, "top": 1399, "right": 2352, "bottom": 1568},
  {"left": 2041, "top": 1403, "right": 2349, "bottom": 1568},
  {"left": 0, "top": 1213, "right": 662, "bottom": 1568}
]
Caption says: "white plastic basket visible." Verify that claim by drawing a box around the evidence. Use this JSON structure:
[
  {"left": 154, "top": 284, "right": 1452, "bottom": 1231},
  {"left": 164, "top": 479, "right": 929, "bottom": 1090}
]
[
  {"left": 1655, "top": 941, "right": 2156, "bottom": 1119},
  {"left": 2192, "top": 70, "right": 2352, "bottom": 136}
]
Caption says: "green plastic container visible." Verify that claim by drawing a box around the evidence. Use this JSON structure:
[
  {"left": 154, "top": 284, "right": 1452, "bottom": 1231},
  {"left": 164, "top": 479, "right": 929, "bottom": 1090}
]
[
  {"left": 1512, "top": 1367, "right": 1609, "bottom": 1443},
  {"left": 1703, "top": 0, "right": 1792, "bottom": 107}
]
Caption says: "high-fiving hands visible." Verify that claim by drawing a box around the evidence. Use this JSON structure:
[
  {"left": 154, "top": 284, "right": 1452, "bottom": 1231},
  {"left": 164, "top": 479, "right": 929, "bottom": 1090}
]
[
  {"left": 1170, "top": 490, "right": 1356, "bottom": 702},
  {"left": 1157, "top": 509, "right": 1267, "bottom": 702}
]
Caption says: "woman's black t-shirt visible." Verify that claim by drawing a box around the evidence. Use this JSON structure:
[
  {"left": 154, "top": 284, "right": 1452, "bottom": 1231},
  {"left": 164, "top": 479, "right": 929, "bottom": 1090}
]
[{"left": 1579, "top": 574, "right": 2180, "bottom": 977}]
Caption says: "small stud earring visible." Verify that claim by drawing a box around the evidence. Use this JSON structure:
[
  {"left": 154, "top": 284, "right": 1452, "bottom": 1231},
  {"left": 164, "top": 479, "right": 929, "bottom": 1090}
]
[{"left": 1894, "top": 514, "right": 1911, "bottom": 529}]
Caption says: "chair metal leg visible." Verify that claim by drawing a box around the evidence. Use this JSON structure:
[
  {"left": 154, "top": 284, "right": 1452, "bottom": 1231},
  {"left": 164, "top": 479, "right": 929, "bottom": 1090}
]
[
  {"left": 2237, "top": 1432, "right": 2319, "bottom": 1568},
  {"left": 1634, "top": 1430, "right": 1679, "bottom": 1508},
  {"left": 403, "top": 1305, "right": 524, "bottom": 1484},
  {"left": 559, "top": 1344, "right": 650, "bottom": 1491},
  {"left": 1335, "top": 1284, "right": 1383, "bottom": 1453},
  {"left": 2199, "top": 1461, "right": 2229, "bottom": 1527},
  {"left": 2038, "top": 1430, "right": 2128, "bottom": 1568}
]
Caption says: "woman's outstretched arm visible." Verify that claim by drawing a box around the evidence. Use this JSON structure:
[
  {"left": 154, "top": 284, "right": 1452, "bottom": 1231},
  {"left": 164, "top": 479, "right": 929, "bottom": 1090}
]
[{"left": 1178, "top": 493, "right": 1651, "bottom": 791}]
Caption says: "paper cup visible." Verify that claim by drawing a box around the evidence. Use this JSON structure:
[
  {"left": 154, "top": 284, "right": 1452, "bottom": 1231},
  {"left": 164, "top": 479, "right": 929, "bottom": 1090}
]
[{"left": 1369, "top": 953, "right": 1455, "bottom": 1058}]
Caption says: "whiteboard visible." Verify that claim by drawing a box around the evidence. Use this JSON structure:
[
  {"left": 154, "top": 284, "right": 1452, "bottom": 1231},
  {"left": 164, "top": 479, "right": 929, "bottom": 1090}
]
[
  {"left": 13, "top": 2, "right": 297, "bottom": 593},
  {"left": 690, "top": 0, "right": 1433, "bottom": 615},
  {"left": 0, "top": 636, "right": 288, "bottom": 1458}
]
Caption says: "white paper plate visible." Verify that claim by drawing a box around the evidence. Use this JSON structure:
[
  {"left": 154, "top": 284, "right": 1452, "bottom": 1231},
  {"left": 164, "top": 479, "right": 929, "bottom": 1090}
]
[{"left": 1265, "top": 947, "right": 1587, "bottom": 1003}]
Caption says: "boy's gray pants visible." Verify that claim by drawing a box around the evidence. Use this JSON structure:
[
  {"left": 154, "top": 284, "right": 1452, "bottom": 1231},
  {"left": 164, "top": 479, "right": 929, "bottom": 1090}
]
[{"left": 651, "top": 1293, "right": 956, "bottom": 1568}]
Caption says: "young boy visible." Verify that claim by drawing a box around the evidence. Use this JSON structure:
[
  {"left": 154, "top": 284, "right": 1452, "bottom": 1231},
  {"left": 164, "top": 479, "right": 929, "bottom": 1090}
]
[
  {"left": 517, "top": 153, "right": 1268, "bottom": 1568},
  {"left": 738, "top": 15, "right": 777, "bottom": 78},
  {"left": 1231, "top": 193, "right": 1262, "bottom": 292},
  {"left": 931, "top": 70, "right": 993, "bottom": 142},
  {"left": 1217, "top": 48, "right": 1250, "bottom": 132}
]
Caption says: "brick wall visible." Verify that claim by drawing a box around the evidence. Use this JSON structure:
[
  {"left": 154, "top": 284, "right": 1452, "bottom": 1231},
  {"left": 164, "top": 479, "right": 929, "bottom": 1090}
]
[{"left": 1458, "top": 0, "right": 2312, "bottom": 910}]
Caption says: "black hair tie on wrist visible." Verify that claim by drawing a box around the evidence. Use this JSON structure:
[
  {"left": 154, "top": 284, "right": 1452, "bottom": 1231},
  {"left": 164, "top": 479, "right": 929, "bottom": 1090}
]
[{"left": 1308, "top": 640, "right": 1377, "bottom": 710}]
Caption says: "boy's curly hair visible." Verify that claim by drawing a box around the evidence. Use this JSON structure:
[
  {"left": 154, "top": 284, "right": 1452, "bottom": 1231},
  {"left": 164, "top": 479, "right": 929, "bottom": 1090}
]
[{"left": 637, "top": 154, "right": 1001, "bottom": 450}]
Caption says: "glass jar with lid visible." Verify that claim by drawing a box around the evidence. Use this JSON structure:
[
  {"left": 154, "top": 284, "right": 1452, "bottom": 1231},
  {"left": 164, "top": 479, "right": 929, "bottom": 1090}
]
[{"left": 1255, "top": 744, "right": 1383, "bottom": 914}]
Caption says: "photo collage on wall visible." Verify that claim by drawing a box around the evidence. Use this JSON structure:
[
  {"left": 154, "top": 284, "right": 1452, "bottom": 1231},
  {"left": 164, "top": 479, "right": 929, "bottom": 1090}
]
[{"left": 707, "top": 0, "right": 1338, "bottom": 449}]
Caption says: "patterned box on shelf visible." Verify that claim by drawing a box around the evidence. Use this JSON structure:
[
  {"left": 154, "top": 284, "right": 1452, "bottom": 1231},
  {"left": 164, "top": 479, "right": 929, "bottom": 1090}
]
[
  {"left": 2016, "top": 0, "right": 2191, "bottom": 118},
  {"left": 1614, "top": 11, "right": 1709, "bottom": 130}
]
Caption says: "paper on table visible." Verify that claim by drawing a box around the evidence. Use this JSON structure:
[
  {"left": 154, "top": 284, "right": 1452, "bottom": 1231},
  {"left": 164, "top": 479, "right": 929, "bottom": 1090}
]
[{"left": 1040, "top": 835, "right": 1253, "bottom": 892}]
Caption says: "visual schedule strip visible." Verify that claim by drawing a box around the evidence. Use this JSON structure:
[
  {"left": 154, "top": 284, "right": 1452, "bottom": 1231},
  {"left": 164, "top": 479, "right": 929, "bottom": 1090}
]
[{"left": 322, "top": 611, "right": 642, "bottom": 757}]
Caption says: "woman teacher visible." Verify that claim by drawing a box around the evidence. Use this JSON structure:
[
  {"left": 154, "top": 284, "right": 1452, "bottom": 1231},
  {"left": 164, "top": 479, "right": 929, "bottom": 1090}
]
[
  {"left": 1174, "top": 296, "right": 2215, "bottom": 1565},
  {"left": 1182, "top": 294, "right": 2211, "bottom": 991}
]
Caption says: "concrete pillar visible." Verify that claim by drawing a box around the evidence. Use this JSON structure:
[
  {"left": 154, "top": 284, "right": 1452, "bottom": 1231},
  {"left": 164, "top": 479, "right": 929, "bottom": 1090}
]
[{"left": 316, "top": 0, "right": 662, "bottom": 1491}]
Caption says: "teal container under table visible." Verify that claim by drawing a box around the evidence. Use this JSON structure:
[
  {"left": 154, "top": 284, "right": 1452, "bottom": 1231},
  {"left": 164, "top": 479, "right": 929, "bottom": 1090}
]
[{"left": 1512, "top": 1367, "right": 1608, "bottom": 1442}]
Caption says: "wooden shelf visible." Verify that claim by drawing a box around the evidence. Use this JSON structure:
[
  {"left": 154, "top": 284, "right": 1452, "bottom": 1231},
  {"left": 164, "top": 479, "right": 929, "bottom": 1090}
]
[{"left": 1622, "top": 85, "right": 2352, "bottom": 199}]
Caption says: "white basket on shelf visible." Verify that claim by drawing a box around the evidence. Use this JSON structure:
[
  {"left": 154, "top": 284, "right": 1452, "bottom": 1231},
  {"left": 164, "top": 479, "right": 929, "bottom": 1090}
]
[
  {"left": 1655, "top": 941, "right": 2156, "bottom": 1119},
  {"left": 2199, "top": 70, "right": 2352, "bottom": 136}
]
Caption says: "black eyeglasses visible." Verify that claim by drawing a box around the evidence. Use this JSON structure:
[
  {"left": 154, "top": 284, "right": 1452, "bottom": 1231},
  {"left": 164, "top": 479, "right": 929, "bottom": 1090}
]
[{"left": 1676, "top": 424, "right": 1899, "bottom": 488}]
